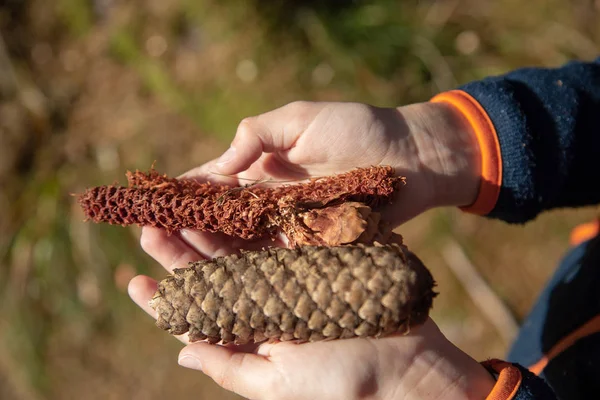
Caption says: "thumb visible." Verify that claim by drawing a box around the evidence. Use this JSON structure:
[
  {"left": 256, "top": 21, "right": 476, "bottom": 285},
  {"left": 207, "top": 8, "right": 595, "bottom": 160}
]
[
  {"left": 215, "top": 101, "right": 322, "bottom": 175},
  {"left": 178, "top": 343, "right": 279, "bottom": 399}
]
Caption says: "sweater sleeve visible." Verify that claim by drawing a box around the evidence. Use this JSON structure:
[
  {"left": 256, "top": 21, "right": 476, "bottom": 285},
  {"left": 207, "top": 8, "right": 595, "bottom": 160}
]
[
  {"left": 457, "top": 57, "right": 600, "bottom": 223},
  {"left": 481, "top": 360, "right": 557, "bottom": 400}
]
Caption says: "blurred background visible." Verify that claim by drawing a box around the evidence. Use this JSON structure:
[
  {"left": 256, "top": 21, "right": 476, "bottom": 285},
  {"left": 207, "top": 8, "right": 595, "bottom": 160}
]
[{"left": 1, "top": 0, "right": 599, "bottom": 398}]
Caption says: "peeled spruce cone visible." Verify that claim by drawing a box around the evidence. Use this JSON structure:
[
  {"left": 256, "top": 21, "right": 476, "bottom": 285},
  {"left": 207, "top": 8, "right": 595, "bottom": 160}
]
[
  {"left": 77, "top": 166, "right": 404, "bottom": 246},
  {"left": 150, "top": 244, "right": 436, "bottom": 344}
]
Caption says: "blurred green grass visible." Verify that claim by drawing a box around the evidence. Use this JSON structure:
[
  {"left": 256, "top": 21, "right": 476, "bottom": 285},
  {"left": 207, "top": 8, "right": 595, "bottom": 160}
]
[{"left": 0, "top": 0, "right": 599, "bottom": 398}]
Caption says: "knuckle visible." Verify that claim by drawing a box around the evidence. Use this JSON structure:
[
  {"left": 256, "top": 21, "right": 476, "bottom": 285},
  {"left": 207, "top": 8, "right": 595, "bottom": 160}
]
[
  {"left": 286, "top": 100, "right": 310, "bottom": 111},
  {"left": 237, "top": 117, "right": 256, "bottom": 132},
  {"left": 235, "top": 117, "right": 258, "bottom": 142},
  {"left": 351, "top": 102, "right": 374, "bottom": 115},
  {"left": 139, "top": 228, "right": 153, "bottom": 253}
]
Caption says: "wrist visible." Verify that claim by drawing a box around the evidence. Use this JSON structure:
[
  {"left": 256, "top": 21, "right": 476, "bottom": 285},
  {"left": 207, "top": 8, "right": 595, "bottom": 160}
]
[
  {"left": 433, "top": 341, "right": 497, "bottom": 400},
  {"left": 399, "top": 336, "right": 495, "bottom": 400},
  {"left": 377, "top": 320, "right": 495, "bottom": 400},
  {"left": 396, "top": 101, "right": 481, "bottom": 209}
]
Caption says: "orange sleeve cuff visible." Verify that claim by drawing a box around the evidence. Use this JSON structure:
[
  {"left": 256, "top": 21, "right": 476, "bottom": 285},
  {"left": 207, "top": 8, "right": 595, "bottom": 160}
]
[
  {"left": 482, "top": 359, "right": 523, "bottom": 400},
  {"left": 569, "top": 218, "right": 600, "bottom": 247},
  {"left": 431, "top": 90, "right": 502, "bottom": 215}
]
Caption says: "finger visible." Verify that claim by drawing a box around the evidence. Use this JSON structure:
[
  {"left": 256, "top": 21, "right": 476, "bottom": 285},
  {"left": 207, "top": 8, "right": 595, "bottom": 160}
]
[
  {"left": 178, "top": 158, "right": 241, "bottom": 186},
  {"left": 181, "top": 154, "right": 311, "bottom": 189},
  {"left": 140, "top": 227, "right": 203, "bottom": 272},
  {"left": 178, "top": 342, "right": 279, "bottom": 400},
  {"left": 128, "top": 275, "right": 159, "bottom": 318},
  {"left": 178, "top": 155, "right": 299, "bottom": 188},
  {"left": 215, "top": 101, "right": 322, "bottom": 175},
  {"left": 128, "top": 275, "right": 190, "bottom": 344},
  {"left": 180, "top": 229, "right": 288, "bottom": 259}
]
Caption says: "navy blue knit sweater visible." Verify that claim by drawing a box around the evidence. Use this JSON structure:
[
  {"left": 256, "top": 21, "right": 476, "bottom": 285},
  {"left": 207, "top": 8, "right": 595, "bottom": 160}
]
[{"left": 460, "top": 57, "right": 600, "bottom": 223}]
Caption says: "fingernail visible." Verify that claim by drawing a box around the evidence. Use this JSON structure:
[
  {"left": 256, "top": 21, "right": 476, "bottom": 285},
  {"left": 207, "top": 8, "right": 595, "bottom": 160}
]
[
  {"left": 180, "top": 229, "right": 192, "bottom": 238},
  {"left": 216, "top": 146, "right": 237, "bottom": 167},
  {"left": 178, "top": 355, "right": 203, "bottom": 371}
]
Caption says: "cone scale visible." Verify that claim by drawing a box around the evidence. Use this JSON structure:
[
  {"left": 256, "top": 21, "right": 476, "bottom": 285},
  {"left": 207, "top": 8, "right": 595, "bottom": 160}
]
[{"left": 150, "top": 244, "right": 436, "bottom": 344}]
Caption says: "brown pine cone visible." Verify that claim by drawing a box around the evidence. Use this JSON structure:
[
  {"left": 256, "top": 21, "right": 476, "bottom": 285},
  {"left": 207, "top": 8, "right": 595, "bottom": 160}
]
[{"left": 150, "top": 244, "right": 436, "bottom": 344}]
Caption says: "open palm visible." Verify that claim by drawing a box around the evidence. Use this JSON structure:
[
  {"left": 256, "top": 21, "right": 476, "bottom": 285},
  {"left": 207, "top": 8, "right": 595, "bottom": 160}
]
[
  {"left": 128, "top": 100, "right": 489, "bottom": 399},
  {"left": 127, "top": 167, "right": 492, "bottom": 400},
  {"left": 130, "top": 271, "right": 492, "bottom": 400}
]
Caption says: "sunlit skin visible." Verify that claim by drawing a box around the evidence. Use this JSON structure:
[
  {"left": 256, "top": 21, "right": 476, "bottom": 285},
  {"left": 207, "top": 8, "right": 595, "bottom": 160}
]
[{"left": 128, "top": 101, "right": 495, "bottom": 400}]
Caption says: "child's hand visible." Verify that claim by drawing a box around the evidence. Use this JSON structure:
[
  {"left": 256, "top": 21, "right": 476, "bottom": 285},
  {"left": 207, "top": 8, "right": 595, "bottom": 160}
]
[
  {"left": 129, "top": 277, "right": 494, "bottom": 400},
  {"left": 139, "top": 100, "right": 480, "bottom": 268},
  {"left": 203, "top": 100, "right": 480, "bottom": 226},
  {"left": 130, "top": 100, "right": 490, "bottom": 399}
]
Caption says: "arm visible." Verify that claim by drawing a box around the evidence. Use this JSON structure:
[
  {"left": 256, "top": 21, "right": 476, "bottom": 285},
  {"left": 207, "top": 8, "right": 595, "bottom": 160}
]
[
  {"left": 131, "top": 59, "right": 600, "bottom": 398},
  {"left": 435, "top": 57, "right": 600, "bottom": 223}
]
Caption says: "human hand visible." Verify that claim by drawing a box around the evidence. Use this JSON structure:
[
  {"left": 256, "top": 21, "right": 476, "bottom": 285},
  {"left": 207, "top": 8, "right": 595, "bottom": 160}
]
[
  {"left": 136, "top": 100, "right": 481, "bottom": 271},
  {"left": 129, "top": 276, "right": 494, "bottom": 400},
  {"left": 208, "top": 100, "right": 481, "bottom": 226},
  {"left": 129, "top": 100, "right": 489, "bottom": 399}
]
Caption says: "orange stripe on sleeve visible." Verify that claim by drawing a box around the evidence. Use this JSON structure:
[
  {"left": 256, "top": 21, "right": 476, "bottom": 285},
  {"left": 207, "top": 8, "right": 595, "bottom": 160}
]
[
  {"left": 528, "top": 314, "right": 600, "bottom": 375},
  {"left": 482, "top": 359, "right": 522, "bottom": 400},
  {"left": 569, "top": 219, "right": 600, "bottom": 247},
  {"left": 431, "top": 90, "right": 502, "bottom": 215}
]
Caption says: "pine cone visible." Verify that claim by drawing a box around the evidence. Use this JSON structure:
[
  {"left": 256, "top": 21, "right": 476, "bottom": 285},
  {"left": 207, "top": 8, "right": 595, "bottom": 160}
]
[
  {"left": 150, "top": 244, "right": 436, "bottom": 344},
  {"left": 77, "top": 166, "right": 405, "bottom": 245}
]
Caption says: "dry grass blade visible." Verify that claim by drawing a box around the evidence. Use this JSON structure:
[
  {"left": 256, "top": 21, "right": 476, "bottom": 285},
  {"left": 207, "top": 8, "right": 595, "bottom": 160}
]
[{"left": 441, "top": 239, "right": 519, "bottom": 345}]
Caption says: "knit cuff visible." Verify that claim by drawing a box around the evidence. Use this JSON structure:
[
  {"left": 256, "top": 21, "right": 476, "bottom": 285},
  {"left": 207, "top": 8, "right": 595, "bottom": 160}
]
[
  {"left": 569, "top": 218, "right": 600, "bottom": 247},
  {"left": 481, "top": 359, "right": 557, "bottom": 400},
  {"left": 431, "top": 90, "right": 502, "bottom": 215}
]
